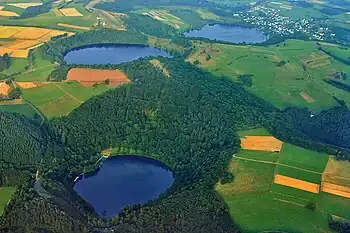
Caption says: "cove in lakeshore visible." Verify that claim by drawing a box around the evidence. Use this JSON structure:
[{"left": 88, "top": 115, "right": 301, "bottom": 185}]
[
  {"left": 73, "top": 155, "right": 174, "bottom": 217},
  {"left": 184, "top": 24, "right": 269, "bottom": 44},
  {"left": 64, "top": 44, "right": 172, "bottom": 65}
]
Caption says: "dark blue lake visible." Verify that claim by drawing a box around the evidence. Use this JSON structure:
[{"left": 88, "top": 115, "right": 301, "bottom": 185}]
[
  {"left": 184, "top": 24, "right": 268, "bottom": 44},
  {"left": 74, "top": 156, "right": 174, "bottom": 217},
  {"left": 64, "top": 44, "right": 171, "bottom": 65}
]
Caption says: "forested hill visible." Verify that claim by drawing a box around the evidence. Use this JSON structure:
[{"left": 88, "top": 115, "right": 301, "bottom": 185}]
[{"left": 0, "top": 112, "right": 67, "bottom": 184}]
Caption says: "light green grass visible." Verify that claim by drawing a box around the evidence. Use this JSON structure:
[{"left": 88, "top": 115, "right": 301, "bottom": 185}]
[
  {"left": 223, "top": 192, "right": 333, "bottom": 233},
  {"left": 236, "top": 150, "right": 280, "bottom": 163},
  {"left": 275, "top": 165, "right": 322, "bottom": 184},
  {"left": 21, "top": 83, "right": 65, "bottom": 106},
  {"left": 14, "top": 65, "right": 56, "bottom": 81},
  {"left": 57, "top": 81, "right": 113, "bottom": 102},
  {"left": 0, "top": 58, "right": 28, "bottom": 79},
  {"left": 271, "top": 183, "right": 319, "bottom": 201},
  {"left": 188, "top": 40, "right": 346, "bottom": 112},
  {"left": 0, "top": 187, "right": 16, "bottom": 216},
  {"left": 216, "top": 159, "right": 276, "bottom": 197},
  {"left": 0, "top": 104, "right": 37, "bottom": 118},
  {"left": 38, "top": 94, "right": 80, "bottom": 119},
  {"left": 3, "top": 5, "right": 25, "bottom": 15},
  {"left": 238, "top": 127, "right": 271, "bottom": 137},
  {"left": 278, "top": 143, "right": 329, "bottom": 173}
]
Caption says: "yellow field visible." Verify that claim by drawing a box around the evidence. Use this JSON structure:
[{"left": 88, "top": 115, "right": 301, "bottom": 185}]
[
  {"left": 0, "top": 6, "right": 4, "bottom": 11},
  {"left": 0, "top": 10, "right": 19, "bottom": 17},
  {"left": 321, "top": 182, "right": 350, "bottom": 198},
  {"left": 143, "top": 10, "right": 184, "bottom": 29},
  {"left": 8, "top": 3, "right": 43, "bottom": 9},
  {"left": 57, "top": 23, "right": 90, "bottom": 30},
  {"left": 16, "top": 82, "right": 48, "bottom": 89},
  {"left": 0, "top": 83, "right": 10, "bottom": 96},
  {"left": 0, "top": 26, "right": 73, "bottom": 58},
  {"left": 274, "top": 174, "right": 320, "bottom": 193},
  {"left": 59, "top": 8, "right": 83, "bottom": 16},
  {"left": 241, "top": 136, "right": 283, "bottom": 152},
  {"left": 323, "top": 156, "right": 350, "bottom": 187},
  {"left": 307, "top": 59, "right": 331, "bottom": 68}
]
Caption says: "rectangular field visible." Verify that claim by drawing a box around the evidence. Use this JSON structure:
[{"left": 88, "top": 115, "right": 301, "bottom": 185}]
[
  {"left": 321, "top": 182, "right": 350, "bottom": 198},
  {"left": 59, "top": 8, "right": 83, "bottom": 16},
  {"left": 67, "top": 68, "right": 130, "bottom": 87},
  {"left": 236, "top": 150, "right": 280, "bottom": 163},
  {"left": 278, "top": 143, "right": 329, "bottom": 173},
  {"left": 274, "top": 174, "right": 320, "bottom": 194},
  {"left": 241, "top": 136, "right": 283, "bottom": 152},
  {"left": 323, "top": 156, "right": 350, "bottom": 187},
  {"left": 57, "top": 23, "right": 90, "bottom": 30}
]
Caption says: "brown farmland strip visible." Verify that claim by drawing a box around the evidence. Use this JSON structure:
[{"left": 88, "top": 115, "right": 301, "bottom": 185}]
[
  {"left": 321, "top": 182, "right": 350, "bottom": 198},
  {"left": 274, "top": 174, "right": 320, "bottom": 193}
]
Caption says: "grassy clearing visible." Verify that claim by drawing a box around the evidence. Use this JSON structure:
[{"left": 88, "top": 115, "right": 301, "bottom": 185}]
[
  {"left": 21, "top": 83, "right": 65, "bottom": 106},
  {"left": 0, "top": 187, "right": 16, "bottom": 216},
  {"left": 278, "top": 143, "right": 329, "bottom": 173},
  {"left": 57, "top": 81, "right": 113, "bottom": 102},
  {"left": 14, "top": 65, "right": 56, "bottom": 81},
  {"left": 238, "top": 127, "right": 271, "bottom": 137},
  {"left": 0, "top": 103, "right": 37, "bottom": 118},
  {"left": 223, "top": 193, "right": 332, "bottom": 233},
  {"left": 0, "top": 58, "right": 28, "bottom": 79},
  {"left": 187, "top": 40, "right": 350, "bottom": 112},
  {"left": 216, "top": 159, "right": 276, "bottom": 196}
]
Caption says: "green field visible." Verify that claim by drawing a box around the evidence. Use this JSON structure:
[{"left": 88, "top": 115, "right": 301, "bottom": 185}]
[
  {"left": 188, "top": 40, "right": 350, "bottom": 112},
  {"left": 0, "top": 58, "right": 28, "bottom": 80},
  {"left": 217, "top": 128, "right": 350, "bottom": 232},
  {"left": 216, "top": 159, "right": 334, "bottom": 233},
  {"left": 21, "top": 81, "right": 113, "bottom": 119},
  {"left": 236, "top": 150, "right": 280, "bottom": 163},
  {"left": 0, "top": 187, "right": 16, "bottom": 216},
  {"left": 278, "top": 143, "right": 329, "bottom": 173}
]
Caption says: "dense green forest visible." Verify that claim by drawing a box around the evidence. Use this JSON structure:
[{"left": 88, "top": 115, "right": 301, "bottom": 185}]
[
  {"left": 2, "top": 57, "right": 350, "bottom": 232},
  {"left": 0, "top": 54, "right": 10, "bottom": 72},
  {"left": 19, "top": 3, "right": 52, "bottom": 19}
]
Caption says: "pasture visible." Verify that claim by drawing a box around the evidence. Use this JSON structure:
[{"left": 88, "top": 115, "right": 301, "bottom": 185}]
[
  {"left": 0, "top": 102, "right": 37, "bottom": 118},
  {"left": 20, "top": 81, "right": 114, "bottom": 119},
  {"left": 0, "top": 187, "right": 16, "bottom": 216},
  {"left": 187, "top": 40, "right": 350, "bottom": 112},
  {"left": 67, "top": 68, "right": 130, "bottom": 87},
  {"left": 217, "top": 128, "right": 350, "bottom": 232}
]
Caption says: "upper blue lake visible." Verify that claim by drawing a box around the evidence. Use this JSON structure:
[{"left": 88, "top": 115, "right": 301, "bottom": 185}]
[
  {"left": 64, "top": 44, "right": 171, "bottom": 65},
  {"left": 73, "top": 156, "right": 174, "bottom": 217},
  {"left": 184, "top": 24, "right": 268, "bottom": 44}
]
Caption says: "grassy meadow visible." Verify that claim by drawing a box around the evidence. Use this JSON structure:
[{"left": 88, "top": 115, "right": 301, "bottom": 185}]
[
  {"left": 216, "top": 128, "right": 350, "bottom": 233},
  {"left": 0, "top": 187, "right": 16, "bottom": 216},
  {"left": 187, "top": 40, "right": 350, "bottom": 112},
  {"left": 20, "top": 81, "right": 113, "bottom": 119}
]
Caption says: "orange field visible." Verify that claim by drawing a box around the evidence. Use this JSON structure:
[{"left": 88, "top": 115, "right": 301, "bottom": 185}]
[
  {"left": 67, "top": 68, "right": 130, "bottom": 87},
  {"left": 0, "top": 10, "right": 19, "bottom": 17},
  {"left": 321, "top": 182, "right": 350, "bottom": 198},
  {"left": 274, "top": 174, "right": 320, "bottom": 193},
  {"left": 241, "top": 136, "right": 283, "bottom": 152},
  {"left": 0, "top": 83, "right": 10, "bottom": 96},
  {"left": 59, "top": 8, "right": 83, "bottom": 16},
  {"left": 0, "top": 26, "right": 73, "bottom": 58}
]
